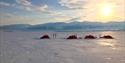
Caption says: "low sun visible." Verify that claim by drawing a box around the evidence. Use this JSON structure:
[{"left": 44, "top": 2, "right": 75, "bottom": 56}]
[
  {"left": 101, "top": 5, "right": 112, "bottom": 16},
  {"left": 97, "top": 4, "right": 114, "bottom": 22}
]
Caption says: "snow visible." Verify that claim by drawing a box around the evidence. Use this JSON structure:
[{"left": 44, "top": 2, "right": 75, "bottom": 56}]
[{"left": 0, "top": 30, "right": 125, "bottom": 63}]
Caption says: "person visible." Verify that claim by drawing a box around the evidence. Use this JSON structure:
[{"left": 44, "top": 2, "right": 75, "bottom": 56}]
[{"left": 53, "top": 33, "right": 57, "bottom": 39}]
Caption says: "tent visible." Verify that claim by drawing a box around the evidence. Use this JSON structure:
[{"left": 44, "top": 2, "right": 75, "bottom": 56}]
[
  {"left": 100, "top": 35, "right": 114, "bottom": 39},
  {"left": 84, "top": 35, "right": 96, "bottom": 39},
  {"left": 40, "top": 34, "right": 50, "bottom": 39},
  {"left": 67, "top": 35, "right": 77, "bottom": 39}
]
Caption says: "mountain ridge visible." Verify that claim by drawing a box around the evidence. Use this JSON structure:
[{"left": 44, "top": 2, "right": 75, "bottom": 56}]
[{"left": 0, "top": 21, "right": 125, "bottom": 31}]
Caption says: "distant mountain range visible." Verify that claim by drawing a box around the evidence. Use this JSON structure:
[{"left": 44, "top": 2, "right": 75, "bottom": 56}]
[{"left": 0, "top": 21, "right": 125, "bottom": 31}]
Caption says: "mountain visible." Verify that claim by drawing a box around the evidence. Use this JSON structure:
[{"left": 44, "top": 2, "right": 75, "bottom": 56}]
[
  {"left": 0, "top": 24, "right": 31, "bottom": 30},
  {"left": 0, "top": 21, "right": 125, "bottom": 31}
]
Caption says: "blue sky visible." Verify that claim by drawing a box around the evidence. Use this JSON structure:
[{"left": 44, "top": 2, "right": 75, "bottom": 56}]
[{"left": 0, "top": 0, "right": 125, "bottom": 25}]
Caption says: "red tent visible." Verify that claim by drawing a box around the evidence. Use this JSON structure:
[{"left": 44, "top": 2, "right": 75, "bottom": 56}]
[
  {"left": 100, "top": 35, "right": 114, "bottom": 39},
  {"left": 40, "top": 34, "right": 50, "bottom": 39},
  {"left": 84, "top": 35, "right": 96, "bottom": 39},
  {"left": 67, "top": 35, "right": 77, "bottom": 39}
]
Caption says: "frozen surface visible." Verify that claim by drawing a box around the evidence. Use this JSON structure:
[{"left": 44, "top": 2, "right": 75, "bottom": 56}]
[{"left": 0, "top": 30, "right": 125, "bottom": 63}]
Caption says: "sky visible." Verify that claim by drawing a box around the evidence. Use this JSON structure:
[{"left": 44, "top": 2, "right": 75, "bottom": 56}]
[{"left": 0, "top": 0, "right": 125, "bottom": 25}]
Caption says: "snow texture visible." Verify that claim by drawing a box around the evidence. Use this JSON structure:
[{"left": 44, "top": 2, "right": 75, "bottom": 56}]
[{"left": 0, "top": 30, "right": 125, "bottom": 63}]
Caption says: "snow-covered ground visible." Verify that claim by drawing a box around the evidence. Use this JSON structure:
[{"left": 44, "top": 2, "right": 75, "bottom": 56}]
[{"left": 0, "top": 30, "right": 125, "bottom": 63}]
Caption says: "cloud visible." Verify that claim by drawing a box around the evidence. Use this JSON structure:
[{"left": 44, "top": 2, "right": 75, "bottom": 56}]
[
  {"left": 59, "top": 0, "right": 86, "bottom": 9},
  {"left": 0, "top": 13, "right": 15, "bottom": 18},
  {"left": 15, "top": 0, "right": 49, "bottom": 13},
  {"left": 0, "top": 2, "right": 10, "bottom": 6},
  {"left": 35, "top": 4, "right": 49, "bottom": 12},
  {"left": 0, "top": 12, "right": 47, "bottom": 25},
  {"left": 0, "top": 1, "right": 15, "bottom": 7},
  {"left": 59, "top": 0, "right": 125, "bottom": 22},
  {"left": 16, "top": 0, "right": 32, "bottom": 6},
  {"left": 0, "top": 0, "right": 124, "bottom": 25},
  {"left": 53, "top": 15, "right": 72, "bottom": 22}
]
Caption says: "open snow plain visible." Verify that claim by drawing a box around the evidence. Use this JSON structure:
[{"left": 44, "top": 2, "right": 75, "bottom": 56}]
[{"left": 0, "top": 30, "right": 125, "bottom": 63}]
